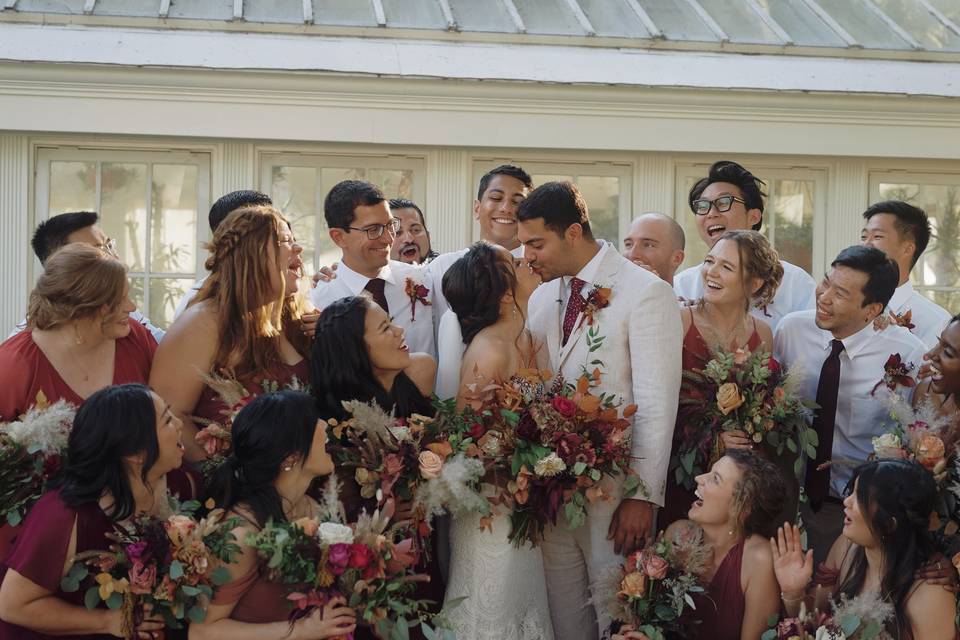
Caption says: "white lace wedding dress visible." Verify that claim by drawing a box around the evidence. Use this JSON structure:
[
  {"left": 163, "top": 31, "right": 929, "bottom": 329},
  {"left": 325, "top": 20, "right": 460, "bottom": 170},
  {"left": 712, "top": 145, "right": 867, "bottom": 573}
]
[{"left": 436, "top": 311, "right": 554, "bottom": 640}]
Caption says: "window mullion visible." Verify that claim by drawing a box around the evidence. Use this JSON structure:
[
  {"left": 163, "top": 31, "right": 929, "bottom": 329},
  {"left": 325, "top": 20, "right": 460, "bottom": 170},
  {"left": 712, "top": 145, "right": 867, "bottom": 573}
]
[{"left": 143, "top": 163, "right": 153, "bottom": 318}]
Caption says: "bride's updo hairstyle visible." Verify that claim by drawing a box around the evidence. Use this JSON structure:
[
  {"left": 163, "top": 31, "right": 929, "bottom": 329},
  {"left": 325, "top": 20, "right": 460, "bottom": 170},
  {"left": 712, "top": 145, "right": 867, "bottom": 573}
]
[
  {"left": 442, "top": 241, "right": 520, "bottom": 344},
  {"left": 716, "top": 230, "right": 784, "bottom": 312}
]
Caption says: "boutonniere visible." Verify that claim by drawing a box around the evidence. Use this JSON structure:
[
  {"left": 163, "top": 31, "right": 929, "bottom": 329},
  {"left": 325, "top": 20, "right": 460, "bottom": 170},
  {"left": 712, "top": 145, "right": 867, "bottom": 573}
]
[
  {"left": 871, "top": 353, "right": 917, "bottom": 396},
  {"left": 578, "top": 285, "right": 612, "bottom": 330},
  {"left": 404, "top": 277, "right": 431, "bottom": 321},
  {"left": 889, "top": 309, "right": 915, "bottom": 331}
]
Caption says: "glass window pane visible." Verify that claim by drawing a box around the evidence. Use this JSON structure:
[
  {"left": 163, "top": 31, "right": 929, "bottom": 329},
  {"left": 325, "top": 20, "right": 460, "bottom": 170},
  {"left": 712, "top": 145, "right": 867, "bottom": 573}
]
[
  {"left": 678, "top": 175, "right": 707, "bottom": 270},
  {"left": 245, "top": 0, "right": 305, "bottom": 24},
  {"left": 149, "top": 278, "right": 194, "bottom": 330},
  {"left": 872, "top": 0, "right": 960, "bottom": 51},
  {"left": 636, "top": 0, "right": 716, "bottom": 41},
  {"left": 151, "top": 164, "right": 199, "bottom": 274},
  {"left": 128, "top": 276, "right": 145, "bottom": 319},
  {"left": 93, "top": 0, "right": 159, "bottom": 17},
  {"left": 531, "top": 174, "right": 574, "bottom": 185},
  {"left": 15, "top": 0, "right": 85, "bottom": 13},
  {"left": 928, "top": 0, "right": 960, "bottom": 26},
  {"left": 513, "top": 0, "right": 585, "bottom": 35},
  {"left": 49, "top": 161, "right": 96, "bottom": 216},
  {"left": 758, "top": 0, "right": 845, "bottom": 47},
  {"left": 769, "top": 179, "right": 814, "bottom": 275},
  {"left": 447, "top": 0, "right": 517, "bottom": 32},
  {"left": 382, "top": 0, "right": 446, "bottom": 29},
  {"left": 815, "top": 0, "right": 912, "bottom": 49},
  {"left": 166, "top": 0, "right": 234, "bottom": 20},
  {"left": 577, "top": 176, "right": 621, "bottom": 246},
  {"left": 578, "top": 0, "right": 651, "bottom": 37},
  {"left": 271, "top": 166, "right": 319, "bottom": 277},
  {"left": 312, "top": 0, "right": 376, "bottom": 26},
  {"left": 696, "top": 0, "right": 781, "bottom": 43},
  {"left": 879, "top": 182, "right": 960, "bottom": 311},
  {"left": 100, "top": 163, "right": 148, "bottom": 272},
  {"left": 368, "top": 169, "right": 414, "bottom": 200}
]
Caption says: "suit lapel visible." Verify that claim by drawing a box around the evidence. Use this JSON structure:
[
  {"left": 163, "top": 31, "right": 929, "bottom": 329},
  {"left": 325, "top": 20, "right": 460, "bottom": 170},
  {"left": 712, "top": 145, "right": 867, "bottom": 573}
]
[
  {"left": 544, "top": 280, "right": 562, "bottom": 370},
  {"left": 557, "top": 249, "right": 625, "bottom": 371}
]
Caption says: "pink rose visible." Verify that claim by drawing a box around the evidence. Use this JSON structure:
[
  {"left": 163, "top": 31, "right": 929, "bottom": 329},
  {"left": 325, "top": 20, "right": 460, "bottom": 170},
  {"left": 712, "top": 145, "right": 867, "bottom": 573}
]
[
  {"left": 419, "top": 451, "right": 444, "bottom": 479},
  {"left": 641, "top": 550, "right": 669, "bottom": 580},
  {"left": 349, "top": 543, "right": 375, "bottom": 577},
  {"left": 551, "top": 396, "right": 577, "bottom": 419},
  {"left": 128, "top": 560, "right": 157, "bottom": 595},
  {"left": 164, "top": 515, "right": 196, "bottom": 546},
  {"left": 383, "top": 453, "right": 405, "bottom": 477},
  {"left": 327, "top": 543, "right": 351, "bottom": 575}
]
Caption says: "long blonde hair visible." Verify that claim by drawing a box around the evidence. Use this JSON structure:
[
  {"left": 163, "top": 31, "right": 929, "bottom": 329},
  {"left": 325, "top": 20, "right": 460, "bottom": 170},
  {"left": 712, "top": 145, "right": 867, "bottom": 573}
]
[
  {"left": 193, "top": 205, "right": 298, "bottom": 378},
  {"left": 26, "top": 243, "right": 127, "bottom": 331}
]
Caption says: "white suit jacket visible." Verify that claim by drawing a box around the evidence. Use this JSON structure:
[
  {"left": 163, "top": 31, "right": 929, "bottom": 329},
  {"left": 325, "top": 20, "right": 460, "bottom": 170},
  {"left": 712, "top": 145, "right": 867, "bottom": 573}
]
[
  {"left": 309, "top": 259, "right": 437, "bottom": 358},
  {"left": 526, "top": 243, "right": 682, "bottom": 506}
]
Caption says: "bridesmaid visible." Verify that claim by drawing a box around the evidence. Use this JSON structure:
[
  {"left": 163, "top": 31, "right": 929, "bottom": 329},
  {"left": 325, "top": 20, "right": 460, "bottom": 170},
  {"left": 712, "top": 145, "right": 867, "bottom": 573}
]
[
  {"left": 662, "top": 230, "right": 784, "bottom": 529},
  {"left": 190, "top": 390, "right": 356, "bottom": 640},
  {"left": 913, "top": 314, "right": 959, "bottom": 423},
  {"left": 151, "top": 205, "right": 312, "bottom": 462},
  {"left": 0, "top": 384, "right": 190, "bottom": 640},
  {"left": 667, "top": 449, "right": 784, "bottom": 640}
]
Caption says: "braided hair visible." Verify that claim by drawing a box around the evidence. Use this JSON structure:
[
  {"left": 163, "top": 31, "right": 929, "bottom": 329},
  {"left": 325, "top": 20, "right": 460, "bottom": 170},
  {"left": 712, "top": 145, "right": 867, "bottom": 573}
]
[
  {"left": 715, "top": 230, "right": 784, "bottom": 313},
  {"left": 442, "top": 241, "right": 522, "bottom": 344}
]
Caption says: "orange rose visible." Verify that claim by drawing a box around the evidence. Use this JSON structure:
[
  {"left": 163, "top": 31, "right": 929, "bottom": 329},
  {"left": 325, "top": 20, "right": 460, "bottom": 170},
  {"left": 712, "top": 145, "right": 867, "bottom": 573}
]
[
  {"left": 716, "top": 383, "right": 745, "bottom": 416},
  {"left": 915, "top": 434, "right": 945, "bottom": 471},
  {"left": 418, "top": 451, "right": 444, "bottom": 479},
  {"left": 619, "top": 571, "right": 646, "bottom": 598}
]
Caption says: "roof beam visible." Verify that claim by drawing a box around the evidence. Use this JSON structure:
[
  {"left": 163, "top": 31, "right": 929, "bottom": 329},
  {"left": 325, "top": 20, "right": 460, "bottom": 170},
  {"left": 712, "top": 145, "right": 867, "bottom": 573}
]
[
  {"left": 4, "top": 0, "right": 17, "bottom": 9},
  {"left": 436, "top": 0, "right": 458, "bottom": 31},
  {"left": 158, "top": 0, "right": 170, "bottom": 18},
  {"left": 918, "top": 0, "right": 960, "bottom": 37},
  {"left": 83, "top": 0, "right": 96, "bottom": 14},
  {"left": 798, "top": 0, "right": 859, "bottom": 47},
  {"left": 743, "top": 0, "right": 792, "bottom": 44},
  {"left": 861, "top": 0, "right": 922, "bottom": 49},
  {"left": 233, "top": 0, "right": 243, "bottom": 21},
  {"left": 302, "top": 0, "right": 313, "bottom": 24},
  {"left": 500, "top": 0, "right": 526, "bottom": 34},
  {"left": 371, "top": 0, "right": 386, "bottom": 27},
  {"left": 683, "top": 0, "right": 728, "bottom": 42},
  {"left": 563, "top": 0, "right": 595, "bottom": 36},
  {"left": 623, "top": 0, "right": 662, "bottom": 38}
]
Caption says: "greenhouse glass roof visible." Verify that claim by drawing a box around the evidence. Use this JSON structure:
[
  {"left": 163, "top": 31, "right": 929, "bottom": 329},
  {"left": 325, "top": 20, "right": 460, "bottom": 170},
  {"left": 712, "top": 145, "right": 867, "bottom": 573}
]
[{"left": 3, "top": 0, "right": 960, "bottom": 57}]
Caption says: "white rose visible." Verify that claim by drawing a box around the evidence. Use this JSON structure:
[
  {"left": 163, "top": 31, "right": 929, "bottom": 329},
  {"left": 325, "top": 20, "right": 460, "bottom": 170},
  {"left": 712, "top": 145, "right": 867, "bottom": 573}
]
[
  {"left": 872, "top": 432, "right": 903, "bottom": 459},
  {"left": 815, "top": 626, "right": 845, "bottom": 640},
  {"left": 388, "top": 425, "right": 412, "bottom": 442},
  {"left": 318, "top": 522, "right": 354, "bottom": 546},
  {"left": 534, "top": 452, "right": 566, "bottom": 477}
]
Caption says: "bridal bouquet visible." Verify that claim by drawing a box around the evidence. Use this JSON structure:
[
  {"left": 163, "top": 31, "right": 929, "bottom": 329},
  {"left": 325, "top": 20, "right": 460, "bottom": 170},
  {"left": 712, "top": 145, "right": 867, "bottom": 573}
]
[
  {"left": 0, "top": 392, "right": 75, "bottom": 526},
  {"left": 503, "top": 369, "right": 646, "bottom": 547},
  {"left": 763, "top": 593, "right": 895, "bottom": 640},
  {"left": 327, "top": 400, "right": 490, "bottom": 523},
  {"left": 61, "top": 504, "right": 240, "bottom": 635},
  {"left": 246, "top": 499, "right": 443, "bottom": 640},
  {"left": 673, "top": 348, "right": 817, "bottom": 490},
  {"left": 594, "top": 523, "right": 708, "bottom": 640}
]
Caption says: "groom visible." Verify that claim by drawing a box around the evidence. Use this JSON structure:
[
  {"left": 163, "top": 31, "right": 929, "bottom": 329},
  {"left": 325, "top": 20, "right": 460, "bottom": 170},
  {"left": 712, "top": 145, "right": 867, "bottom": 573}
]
[{"left": 518, "top": 182, "right": 682, "bottom": 639}]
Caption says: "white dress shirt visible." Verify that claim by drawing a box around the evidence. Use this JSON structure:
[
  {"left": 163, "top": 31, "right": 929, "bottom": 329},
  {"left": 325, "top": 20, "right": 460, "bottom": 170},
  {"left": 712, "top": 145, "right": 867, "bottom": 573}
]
[
  {"left": 674, "top": 259, "right": 816, "bottom": 332},
  {"left": 309, "top": 259, "right": 437, "bottom": 357},
  {"left": 886, "top": 281, "right": 952, "bottom": 350},
  {"left": 774, "top": 309, "right": 926, "bottom": 498}
]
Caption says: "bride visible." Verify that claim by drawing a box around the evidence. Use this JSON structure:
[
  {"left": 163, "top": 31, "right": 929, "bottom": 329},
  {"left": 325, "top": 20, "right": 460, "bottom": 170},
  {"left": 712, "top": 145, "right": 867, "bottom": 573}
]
[{"left": 437, "top": 241, "right": 553, "bottom": 640}]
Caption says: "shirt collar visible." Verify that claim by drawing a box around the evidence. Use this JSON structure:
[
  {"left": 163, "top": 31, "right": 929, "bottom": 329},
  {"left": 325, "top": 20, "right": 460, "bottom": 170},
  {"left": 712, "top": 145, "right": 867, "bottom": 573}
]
[
  {"left": 337, "top": 260, "right": 395, "bottom": 295},
  {"left": 888, "top": 281, "right": 914, "bottom": 312},
  {"left": 834, "top": 319, "right": 879, "bottom": 360},
  {"left": 564, "top": 241, "right": 608, "bottom": 290}
]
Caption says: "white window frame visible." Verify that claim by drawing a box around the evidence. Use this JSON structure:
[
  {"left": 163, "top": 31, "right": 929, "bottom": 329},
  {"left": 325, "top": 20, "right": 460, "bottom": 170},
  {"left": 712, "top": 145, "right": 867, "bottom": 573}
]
[
  {"left": 469, "top": 157, "right": 633, "bottom": 244},
  {"left": 259, "top": 151, "right": 427, "bottom": 272},
  {"left": 34, "top": 146, "right": 211, "bottom": 320},
  {"left": 674, "top": 161, "right": 828, "bottom": 274},
  {"left": 869, "top": 170, "right": 960, "bottom": 299}
]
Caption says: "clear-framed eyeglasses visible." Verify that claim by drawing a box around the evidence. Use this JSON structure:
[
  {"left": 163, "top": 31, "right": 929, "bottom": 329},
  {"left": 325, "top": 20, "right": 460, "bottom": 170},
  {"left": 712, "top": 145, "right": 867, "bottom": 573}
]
[
  {"left": 346, "top": 218, "right": 401, "bottom": 240},
  {"left": 95, "top": 237, "right": 119, "bottom": 257},
  {"left": 690, "top": 195, "right": 746, "bottom": 216}
]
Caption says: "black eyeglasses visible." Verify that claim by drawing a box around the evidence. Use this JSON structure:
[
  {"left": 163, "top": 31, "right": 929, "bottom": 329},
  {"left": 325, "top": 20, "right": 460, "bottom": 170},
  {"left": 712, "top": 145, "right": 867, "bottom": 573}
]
[
  {"left": 691, "top": 195, "right": 746, "bottom": 216},
  {"left": 345, "top": 218, "right": 401, "bottom": 240}
]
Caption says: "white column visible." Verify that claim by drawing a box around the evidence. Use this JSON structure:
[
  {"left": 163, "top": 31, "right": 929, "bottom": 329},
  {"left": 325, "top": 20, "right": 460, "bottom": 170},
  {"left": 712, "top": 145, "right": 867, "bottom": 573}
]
[
  {"left": 426, "top": 148, "right": 470, "bottom": 254},
  {"left": 220, "top": 141, "right": 255, "bottom": 196},
  {"left": 635, "top": 153, "right": 674, "bottom": 216},
  {"left": 0, "top": 133, "right": 29, "bottom": 336},
  {"left": 826, "top": 159, "right": 868, "bottom": 270}
]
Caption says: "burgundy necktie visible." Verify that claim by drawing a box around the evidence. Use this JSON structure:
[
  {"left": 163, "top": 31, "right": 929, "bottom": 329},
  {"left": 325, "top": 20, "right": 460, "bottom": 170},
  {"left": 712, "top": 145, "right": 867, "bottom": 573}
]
[
  {"left": 364, "top": 278, "right": 389, "bottom": 314},
  {"left": 806, "top": 339, "right": 844, "bottom": 511},
  {"left": 561, "top": 278, "right": 587, "bottom": 346}
]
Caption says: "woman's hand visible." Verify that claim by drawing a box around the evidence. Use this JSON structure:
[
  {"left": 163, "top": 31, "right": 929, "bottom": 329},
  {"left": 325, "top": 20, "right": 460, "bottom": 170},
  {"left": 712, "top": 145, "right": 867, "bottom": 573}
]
[
  {"left": 292, "top": 597, "right": 356, "bottom": 640},
  {"left": 105, "top": 603, "right": 165, "bottom": 639},
  {"left": 720, "top": 429, "right": 753, "bottom": 450},
  {"left": 612, "top": 624, "right": 651, "bottom": 640},
  {"left": 770, "top": 522, "right": 813, "bottom": 598}
]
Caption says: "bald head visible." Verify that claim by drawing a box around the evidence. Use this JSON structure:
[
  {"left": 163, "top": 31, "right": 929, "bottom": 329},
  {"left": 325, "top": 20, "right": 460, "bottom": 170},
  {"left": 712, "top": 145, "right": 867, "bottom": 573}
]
[{"left": 622, "top": 213, "right": 686, "bottom": 284}]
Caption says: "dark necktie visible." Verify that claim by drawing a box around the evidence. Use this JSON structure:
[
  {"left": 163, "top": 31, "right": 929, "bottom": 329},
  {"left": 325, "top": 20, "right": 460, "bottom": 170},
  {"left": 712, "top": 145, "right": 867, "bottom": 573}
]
[
  {"left": 561, "top": 277, "right": 587, "bottom": 346},
  {"left": 364, "top": 278, "right": 389, "bottom": 314},
  {"left": 806, "top": 339, "right": 845, "bottom": 511}
]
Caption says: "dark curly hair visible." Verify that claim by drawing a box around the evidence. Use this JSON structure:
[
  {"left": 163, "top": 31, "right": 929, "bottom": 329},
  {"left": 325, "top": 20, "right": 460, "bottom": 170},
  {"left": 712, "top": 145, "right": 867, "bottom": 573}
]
[
  {"left": 689, "top": 161, "right": 767, "bottom": 231},
  {"left": 442, "top": 241, "right": 521, "bottom": 344},
  {"left": 725, "top": 449, "right": 786, "bottom": 539}
]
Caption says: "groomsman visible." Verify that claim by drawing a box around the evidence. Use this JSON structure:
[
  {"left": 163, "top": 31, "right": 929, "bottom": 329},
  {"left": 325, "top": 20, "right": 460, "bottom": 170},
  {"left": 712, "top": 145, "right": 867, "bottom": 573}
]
[
  {"left": 774, "top": 245, "right": 925, "bottom": 563},
  {"left": 621, "top": 212, "right": 686, "bottom": 286},
  {"left": 519, "top": 182, "right": 682, "bottom": 640},
  {"left": 674, "top": 161, "right": 815, "bottom": 330},
  {"left": 309, "top": 180, "right": 436, "bottom": 357},
  {"left": 389, "top": 198, "right": 438, "bottom": 265},
  {"left": 860, "top": 200, "right": 952, "bottom": 349}
]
